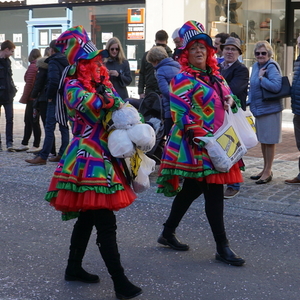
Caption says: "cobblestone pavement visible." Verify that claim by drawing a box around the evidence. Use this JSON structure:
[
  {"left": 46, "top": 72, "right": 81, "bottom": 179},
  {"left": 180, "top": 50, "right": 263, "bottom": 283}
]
[{"left": 1, "top": 107, "right": 300, "bottom": 218}]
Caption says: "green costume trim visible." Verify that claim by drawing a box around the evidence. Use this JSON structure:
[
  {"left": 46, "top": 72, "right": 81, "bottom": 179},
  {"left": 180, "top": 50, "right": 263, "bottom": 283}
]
[
  {"left": 62, "top": 212, "right": 80, "bottom": 221},
  {"left": 156, "top": 168, "right": 220, "bottom": 197},
  {"left": 45, "top": 191, "right": 58, "bottom": 202},
  {"left": 56, "top": 181, "right": 124, "bottom": 194}
]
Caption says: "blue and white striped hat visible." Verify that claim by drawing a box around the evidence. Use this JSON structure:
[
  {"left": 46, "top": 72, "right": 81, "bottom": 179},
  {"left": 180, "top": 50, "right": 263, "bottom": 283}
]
[{"left": 179, "top": 20, "right": 215, "bottom": 50}]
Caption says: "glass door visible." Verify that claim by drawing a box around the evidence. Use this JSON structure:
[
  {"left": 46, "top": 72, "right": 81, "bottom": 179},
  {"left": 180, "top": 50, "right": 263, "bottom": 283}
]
[{"left": 33, "top": 26, "right": 62, "bottom": 56}]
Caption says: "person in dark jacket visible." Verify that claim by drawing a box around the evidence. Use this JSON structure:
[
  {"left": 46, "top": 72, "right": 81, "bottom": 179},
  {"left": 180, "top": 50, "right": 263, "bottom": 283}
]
[
  {"left": 25, "top": 40, "right": 70, "bottom": 165},
  {"left": 171, "top": 27, "right": 183, "bottom": 61},
  {"left": 220, "top": 37, "right": 249, "bottom": 110},
  {"left": 30, "top": 47, "right": 57, "bottom": 156},
  {"left": 146, "top": 46, "right": 180, "bottom": 134},
  {"left": 104, "top": 37, "right": 132, "bottom": 100},
  {"left": 285, "top": 36, "right": 300, "bottom": 185},
  {"left": 0, "top": 40, "right": 16, "bottom": 152},
  {"left": 220, "top": 37, "right": 249, "bottom": 198},
  {"left": 138, "top": 30, "right": 173, "bottom": 98},
  {"left": 214, "top": 32, "right": 230, "bottom": 64},
  {"left": 15, "top": 48, "right": 42, "bottom": 152}
]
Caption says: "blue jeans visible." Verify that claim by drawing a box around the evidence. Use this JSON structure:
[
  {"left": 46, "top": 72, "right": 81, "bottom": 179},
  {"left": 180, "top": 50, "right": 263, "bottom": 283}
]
[
  {"left": 0, "top": 102, "right": 13, "bottom": 146},
  {"left": 39, "top": 101, "right": 69, "bottom": 160},
  {"left": 227, "top": 182, "right": 240, "bottom": 191}
]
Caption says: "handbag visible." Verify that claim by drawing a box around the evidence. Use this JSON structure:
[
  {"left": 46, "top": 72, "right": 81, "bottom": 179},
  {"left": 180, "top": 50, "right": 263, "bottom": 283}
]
[
  {"left": 233, "top": 107, "right": 258, "bottom": 149},
  {"left": 193, "top": 109, "right": 247, "bottom": 173},
  {"left": 261, "top": 62, "right": 291, "bottom": 101}
]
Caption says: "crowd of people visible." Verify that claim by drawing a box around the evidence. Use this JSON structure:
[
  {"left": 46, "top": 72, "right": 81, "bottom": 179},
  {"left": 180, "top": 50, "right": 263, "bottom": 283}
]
[{"left": 0, "top": 19, "right": 300, "bottom": 299}]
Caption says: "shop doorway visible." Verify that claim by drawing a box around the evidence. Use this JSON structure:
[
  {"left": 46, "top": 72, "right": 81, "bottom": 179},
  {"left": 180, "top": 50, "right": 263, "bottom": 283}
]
[
  {"left": 32, "top": 26, "right": 62, "bottom": 56},
  {"left": 286, "top": 3, "right": 300, "bottom": 47}
]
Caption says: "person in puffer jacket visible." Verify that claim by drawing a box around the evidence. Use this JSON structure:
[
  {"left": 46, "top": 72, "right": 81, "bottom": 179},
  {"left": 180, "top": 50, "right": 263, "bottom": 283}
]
[
  {"left": 285, "top": 36, "right": 300, "bottom": 185},
  {"left": 15, "top": 49, "right": 42, "bottom": 153},
  {"left": 248, "top": 40, "right": 283, "bottom": 184},
  {"left": 146, "top": 46, "right": 181, "bottom": 135},
  {"left": 30, "top": 47, "right": 56, "bottom": 156}
]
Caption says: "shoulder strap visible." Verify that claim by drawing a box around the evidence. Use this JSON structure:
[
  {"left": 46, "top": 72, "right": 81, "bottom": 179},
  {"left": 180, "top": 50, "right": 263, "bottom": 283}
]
[
  {"left": 263, "top": 61, "right": 281, "bottom": 79},
  {"left": 265, "top": 61, "right": 280, "bottom": 72}
]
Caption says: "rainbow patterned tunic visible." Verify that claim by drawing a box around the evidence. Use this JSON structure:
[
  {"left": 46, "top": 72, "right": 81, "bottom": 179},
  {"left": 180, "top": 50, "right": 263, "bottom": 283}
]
[
  {"left": 45, "top": 78, "right": 136, "bottom": 220},
  {"left": 157, "top": 70, "right": 244, "bottom": 197}
]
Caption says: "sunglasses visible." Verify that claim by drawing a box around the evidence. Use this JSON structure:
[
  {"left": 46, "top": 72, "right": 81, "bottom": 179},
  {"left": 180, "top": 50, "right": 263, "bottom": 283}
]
[
  {"left": 255, "top": 51, "right": 267, "bottom": 56},
  {"left": 110, "top": 48, "right": 119, "bottom": 51}
]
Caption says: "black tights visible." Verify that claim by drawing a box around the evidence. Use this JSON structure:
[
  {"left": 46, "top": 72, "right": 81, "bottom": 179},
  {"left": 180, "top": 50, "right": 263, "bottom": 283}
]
[
  {"left": 72, "top": 209, "right": 117, "bottom": 247},
  {"left": 69, "top": 209, "right": 124, "bottom": 277},
  {"left": 164, "top": 178, "right": 225, "bottom": 237}
]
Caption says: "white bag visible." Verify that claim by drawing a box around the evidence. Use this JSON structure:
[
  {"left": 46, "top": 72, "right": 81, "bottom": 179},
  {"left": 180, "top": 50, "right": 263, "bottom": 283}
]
[
  {"left": 112, "top": 102, "right": 141, "bottom": 130},
  {"left": 194, "top": 109, "right": 247, "bottom": 173},
  {"left": 127, "top": 123, "right": 156, "bottom": 152},
  {"left": 108, "top": 129, "right": 135, "bottom": 158},
  {"left": 244, "top": 109, "right": 256, "bottom": 133},
  {"left": 233, "top": 107, "right": 258, "bottom": 149},
  {"left": 132, "top": 152, "right": 156, "bottom": 193}
]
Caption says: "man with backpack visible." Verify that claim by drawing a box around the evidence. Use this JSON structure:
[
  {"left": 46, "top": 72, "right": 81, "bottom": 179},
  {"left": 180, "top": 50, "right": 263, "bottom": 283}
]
[{"left": 25, "top": 40, "right": 69, "bottom": 165}]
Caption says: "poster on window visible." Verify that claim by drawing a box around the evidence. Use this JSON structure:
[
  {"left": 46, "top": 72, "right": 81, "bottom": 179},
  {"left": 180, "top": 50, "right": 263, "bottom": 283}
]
[
  {"left": 13, "top": 34, "right": 22, "bottom": 43},
  {"left": 127, "top": 8, "right": 145, "bottom": 40},
  {"left": 0, "top": 34, "right": 5, "bottom": 43},
  {"left": 40, "top": 31, "right": 48, "bottom": 46},
  {"left": 14, "top": 46, "right": 21, "bottom": 59},
  {"left": 102, "top": 32, "right": 113, "bottom": 43}
]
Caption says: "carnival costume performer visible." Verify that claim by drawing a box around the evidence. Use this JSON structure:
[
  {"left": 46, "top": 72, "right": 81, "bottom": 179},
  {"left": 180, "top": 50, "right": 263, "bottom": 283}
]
[
  {"left": 44, "top": 26, "right": 142, "bottom": 299},
  {"left": 156, "top": 20, "right": 245, "bottom": 266}
]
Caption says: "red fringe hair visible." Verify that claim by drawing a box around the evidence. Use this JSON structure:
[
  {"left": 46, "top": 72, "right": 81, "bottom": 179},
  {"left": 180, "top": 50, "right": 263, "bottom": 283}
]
[
  {"left": 179, "top": 40, "right": 219, "bottom": 75},
  {"left": 73, "top": 56, "right": 113, "bottom": 92}
]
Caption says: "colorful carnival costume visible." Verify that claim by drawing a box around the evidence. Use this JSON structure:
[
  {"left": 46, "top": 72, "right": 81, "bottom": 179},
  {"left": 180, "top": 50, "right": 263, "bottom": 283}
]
[
  {"left": 156, "top": 20, "right": 245, "bottom": 267},
  {"left": 45, "top": 77, "right": 136, "bottom": 218},
  {"left": 44, "top": 25, "right": 142, "bottom": 299},
  {"left": 157, "top": 67, "right": 244, "bottom": 197}
]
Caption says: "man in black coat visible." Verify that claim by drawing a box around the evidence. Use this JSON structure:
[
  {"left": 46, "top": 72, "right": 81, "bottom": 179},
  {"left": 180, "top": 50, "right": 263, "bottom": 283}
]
[
  {"left": 0, "top": 40, "right": 16, "bottom": 151},
  {"left": 220, "top": 37, "right": 249, "bottom": 110},
  {"left": 138, "top": 30, "right": 172, "bottom": 99},
  {"left": 220, "top": 36, "right": 249, "bottom": 198}
]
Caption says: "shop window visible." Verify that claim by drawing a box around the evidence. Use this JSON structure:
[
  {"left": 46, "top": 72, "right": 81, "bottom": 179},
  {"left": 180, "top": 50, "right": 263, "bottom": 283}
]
[
  {"left": 73, "top": 4, "right": 145, "bottom": 90},
  {"left": 208, "top": 0, "right": 286, "bottom": 71}
]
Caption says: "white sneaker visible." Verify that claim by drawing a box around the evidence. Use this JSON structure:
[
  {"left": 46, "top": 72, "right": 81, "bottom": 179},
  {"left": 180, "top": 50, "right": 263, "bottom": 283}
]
[
  {"left": 14, "top": 145, "right": 29, "bottom": 151},
  {"left": 27, "top": 146, "right": 41, "bottom": 153},
  {"left": 7, "top": 144, "right": 16, "bottom": 152}
]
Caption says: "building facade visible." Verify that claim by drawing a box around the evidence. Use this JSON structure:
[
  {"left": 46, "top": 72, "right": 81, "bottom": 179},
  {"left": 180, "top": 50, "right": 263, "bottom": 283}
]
[{"left": 0, "top": 0, "right": 298, "bottom": 105}]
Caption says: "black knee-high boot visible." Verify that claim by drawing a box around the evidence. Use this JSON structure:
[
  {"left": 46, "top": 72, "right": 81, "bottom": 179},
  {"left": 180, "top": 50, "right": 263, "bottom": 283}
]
[
  {"left": 95, "top": 211, "right": 142, "bottom": 299},
  {"left": 65, "top": 213, "right": 100, "bottom": 283}
]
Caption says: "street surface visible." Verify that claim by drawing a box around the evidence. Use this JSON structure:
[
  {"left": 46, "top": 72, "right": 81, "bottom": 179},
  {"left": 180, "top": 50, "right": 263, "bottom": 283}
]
[{"left": 0, "top": 108, "right": 299, "bottom": 300}]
